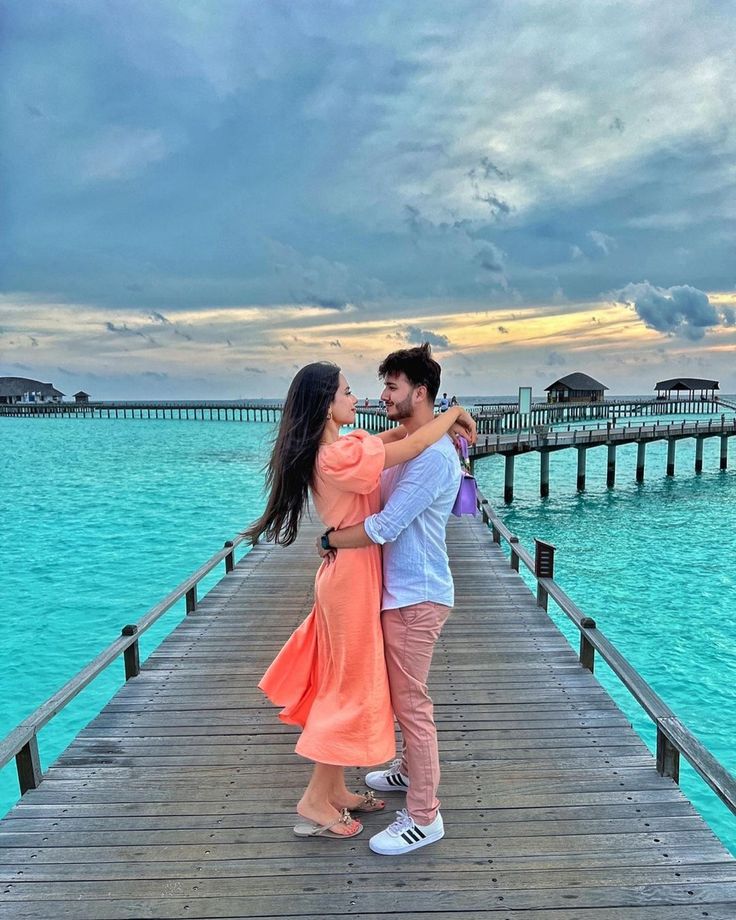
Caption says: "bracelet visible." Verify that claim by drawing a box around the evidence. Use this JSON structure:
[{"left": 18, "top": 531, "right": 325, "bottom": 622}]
[{"left": 320, "top": 527, "right": 335, "bottom": 551}]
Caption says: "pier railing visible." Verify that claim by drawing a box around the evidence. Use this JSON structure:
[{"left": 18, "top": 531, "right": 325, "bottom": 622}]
[
  {"left": 475, "top": 486, "right": 736, "bottom": 816},
  {"left": 472, "top": 416, "right": 736, "bottom": 456},
  {"left": 0, "top": 532, "right": 248, "bottom": 797}
]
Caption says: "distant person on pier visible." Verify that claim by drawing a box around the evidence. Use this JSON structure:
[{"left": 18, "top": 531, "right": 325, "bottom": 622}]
[
  {"left": 245, "top": 359, "right": 476, "bottom": 840},
  {"left": 450, "top": 395, "right": 458, "bottom": 407},
  {"left": 318, "top": 344, "right": 471, "bottom": 855},
  {"left": 438, "top": 392, "right": 450, "bottom": 412}
]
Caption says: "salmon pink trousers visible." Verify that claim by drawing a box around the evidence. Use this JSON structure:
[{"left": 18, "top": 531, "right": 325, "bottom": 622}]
[{"left": 381, "top": 601, "right": 452, "bottom": 826}]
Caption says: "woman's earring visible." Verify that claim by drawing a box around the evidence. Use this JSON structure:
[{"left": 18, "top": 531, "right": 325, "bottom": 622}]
[{"left": 327, "top": 410, "right": 333, "bottom": 421}]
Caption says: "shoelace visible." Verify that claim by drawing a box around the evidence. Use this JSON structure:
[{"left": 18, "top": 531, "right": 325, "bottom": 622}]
[
  {"left": 383, "top": 758, "right": 403, "bottom": 776},
  {"left": 387, "top": 808, "right": 413, "bottom": 834}
]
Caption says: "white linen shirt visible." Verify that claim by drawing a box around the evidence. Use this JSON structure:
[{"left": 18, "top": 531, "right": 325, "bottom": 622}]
[{"left": 363, "top": 435, "right": 461, "bottom": 610}]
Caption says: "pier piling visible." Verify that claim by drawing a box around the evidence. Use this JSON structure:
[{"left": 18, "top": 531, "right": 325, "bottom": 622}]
[
  {"left": 540, "top": 450, "right": 550, "bottom": 498},
  {"left": 504, "top": 453, "right": 514, "bottom": 503},
  {"left": 721, "top": 434, "right": 729, "bottom": 470},
  {"left": 667, "top": 439, "right": 676, "bottom": 476},
  {"left": 695, "top": 437, "right": 704, "bottom": 473},
  {"left": 576, "top": 445, "right": 586, "bottom": 491},
  {"left": 606, "top": 443, "right": 616, "bottom": 488},
  {"left": 636, "top": 441, "right": 646, "bottom": 483}
]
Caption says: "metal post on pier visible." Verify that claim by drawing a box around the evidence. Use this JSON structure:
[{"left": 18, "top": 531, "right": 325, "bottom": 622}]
[
  {"left": 576, "top": 446, "right": 586, "bottom": 491},
  {"left": 656, "top": 724, "right": 680, "bottom": 783},
  {"left": 721, "top": 435, "right": 729, "bottom": 470},
  {"left": 636, "top": 441, "right": 646, "bottom": 483},
  {"left": 534, "top": 539, "right": 555, "bottom": 610},
  {"left": 579, "top": 617, "right": 597, "bottom": 672},
  {"left": 186, "top": 586, "right": 197, "bottom": 614},
  {"left": 667, "top": 439, "right": 676, "bottom": 476},
  {"left": 122, "top": 624, "right": 140, "bottom": 680}
]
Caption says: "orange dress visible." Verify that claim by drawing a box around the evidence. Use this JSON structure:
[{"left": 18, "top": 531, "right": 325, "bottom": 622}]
[{"left": 258, "top": 430, "right": 396, "bottom": 766}]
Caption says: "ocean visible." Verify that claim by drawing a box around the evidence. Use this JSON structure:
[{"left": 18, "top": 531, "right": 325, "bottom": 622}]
[{"left": 1, "top": 410, "right": 734, "bottom": 854}]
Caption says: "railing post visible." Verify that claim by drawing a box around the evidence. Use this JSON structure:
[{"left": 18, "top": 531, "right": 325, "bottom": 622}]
[
  {"left": 534, "top": 539, "right": 555, "bottom": 610},
  {"left": 579, "top": 616, "right": 596, "bottom": 672},
  {"left": 16, "top": 735, "right": 42, "bottom": 795},
  {"left": 122, "top": 624, "right": 140, "bottom": 680},
  {"left": 224, "top": 540, "right": 235, "bottom": 573},
  {"left": 509, "top": 535, "right": 520, "bottom": 571},
  {"left": 186, "top": 586, "right": 197, "bottom": 614},
  {"left": 656, "top": 724, "right": 680, "bottom": 783}
]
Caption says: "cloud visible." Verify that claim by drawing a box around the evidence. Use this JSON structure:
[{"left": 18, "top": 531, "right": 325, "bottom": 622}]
[
  {"left": 587, "top": 230, "right": 616, "bottom": 256},
  {"left": 105, "top": 321, "right": 158, "bottom": 345},
  {"left": 82, "top": 127, "right": 174, "bottom": 182},
  {"left": 615, "top": 281, "right": 721, "bottom": 340},
  {"left": 404, "top": 326, "right": 450, "bottom": 348},
  {"left": 148, "top": 311, "right": 171, "bottom": 324},
  {"left": 721, "top": 306, "right": 736, "bottom": 327},
  {"left": 545, "top": 350, "right": 567, "bottom": 367}
]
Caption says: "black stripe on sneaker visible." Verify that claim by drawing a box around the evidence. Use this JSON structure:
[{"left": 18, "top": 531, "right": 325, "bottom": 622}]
[
  {"left": 396, "top": 775, "right": 408, "bottom": 787},
  {"left": 402, "top": 830, "right": 419, "bottom": 844},
  {"left": 412, "top": 826, "right": 426, "bottom": 839}
]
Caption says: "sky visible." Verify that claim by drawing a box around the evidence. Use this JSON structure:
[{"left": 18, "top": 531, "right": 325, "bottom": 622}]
[{"left": 1, "top": 0, "right": 735, "bottom": 399}]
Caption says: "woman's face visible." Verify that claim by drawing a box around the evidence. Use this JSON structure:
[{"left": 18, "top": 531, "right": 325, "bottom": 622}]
[{"left": 329, "top": 373, "right": 358, "bottom": 426}]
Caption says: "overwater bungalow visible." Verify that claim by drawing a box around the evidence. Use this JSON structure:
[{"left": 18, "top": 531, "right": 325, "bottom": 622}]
[
  {"left": 73, "top": 390, "right": 91, "bottom": 403},
  {"left": 0, "top": 376, "right": 64, "bottom": 404},
  {"left": 655, "top": 376, "right": 719, "bottom": 400},
  {"left": 545, "top": 372, "right": 608, "bottom": 404}
]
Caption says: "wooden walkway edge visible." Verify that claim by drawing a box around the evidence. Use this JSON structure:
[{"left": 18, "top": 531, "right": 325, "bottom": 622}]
[{"left": 1, "top": 516, "right": 735, "bottom": 918}]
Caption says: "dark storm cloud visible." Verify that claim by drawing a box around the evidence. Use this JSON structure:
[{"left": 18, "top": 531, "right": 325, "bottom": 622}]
[
  {"left": 615, "top": 282, "right": 722, "bottom": 340},
  {"left": 2, "top": 0, "right": 734, "bottom": 350}
]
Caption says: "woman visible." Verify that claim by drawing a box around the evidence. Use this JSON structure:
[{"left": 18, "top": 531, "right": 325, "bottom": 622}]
[{"left": 245, "top": 362, "right": 475, "bottom": 839}]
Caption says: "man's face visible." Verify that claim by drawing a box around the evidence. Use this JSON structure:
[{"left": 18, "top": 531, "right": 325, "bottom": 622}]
[{"left": 381, "top": 372, "right": 422, "bottom": 420}]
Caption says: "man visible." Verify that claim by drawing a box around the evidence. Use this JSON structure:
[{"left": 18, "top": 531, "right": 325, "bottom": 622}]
[
  {"left": 319, "top": 343, "right": 474, "bottom": 855},
  {"left": 438, "top": 392, "right": 450, "bottom": 412}
]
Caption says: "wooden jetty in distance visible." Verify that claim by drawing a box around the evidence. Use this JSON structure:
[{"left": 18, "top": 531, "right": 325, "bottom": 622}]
[
  {"left": 0, "top": 400, "right": 284, "bottom": 422},
  {"left": 468, "top": 418, "right": 736, "bottom": 502},
  {"left": 2, "top": 395, "right": 733, "bottom": 434},
  {"left": 472, "top": 395, "right": 730, "bottom": 435},
  {"left": 1, "top": 491, "right": 735, "bottom": 917}
]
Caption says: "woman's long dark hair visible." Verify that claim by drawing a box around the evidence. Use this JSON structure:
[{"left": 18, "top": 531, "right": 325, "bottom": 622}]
[{"left": 244, "top": 362, "right": 341, "bottom": 547}]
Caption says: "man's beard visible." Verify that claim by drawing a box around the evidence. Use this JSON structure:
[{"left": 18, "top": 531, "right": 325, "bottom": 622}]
[{"left": 389, "top": 392, "right": 415, "bottom": 420}]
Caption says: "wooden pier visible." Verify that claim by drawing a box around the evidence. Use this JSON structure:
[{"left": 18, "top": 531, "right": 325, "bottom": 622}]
[
  {"left": 470, "top": 418, "right": 736, "bottom": 501},
  {"left": 472, "top": 397, "right": 730, "bottom": 436},
  {"left": 1, "top": 504, "right": 735, "bottom": 917},
  {"left": 0, "top": 401, "right": 285, "bottom": 422}
]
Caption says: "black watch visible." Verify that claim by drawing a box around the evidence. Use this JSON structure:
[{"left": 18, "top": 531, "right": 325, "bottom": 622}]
[{"left": 320, "top": 527, "right": 335, "bottom": 551}]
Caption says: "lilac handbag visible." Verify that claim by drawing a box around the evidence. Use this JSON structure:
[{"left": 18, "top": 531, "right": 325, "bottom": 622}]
[{"left": 451, "top": 436, "right": 477, "bottom": 517}]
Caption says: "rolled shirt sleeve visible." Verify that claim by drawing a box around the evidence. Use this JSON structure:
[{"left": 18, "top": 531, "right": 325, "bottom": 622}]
[{"left": 364, "top": 450, "right": 456, "bottom": 545}]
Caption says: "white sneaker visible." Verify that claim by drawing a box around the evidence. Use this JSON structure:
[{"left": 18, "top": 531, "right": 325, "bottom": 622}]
[
  {"left": 365, "top": 758, "right": 410, "bottom": 792},
  {"left": 369, "top": 808, "right": 444, "bottom": 856}
]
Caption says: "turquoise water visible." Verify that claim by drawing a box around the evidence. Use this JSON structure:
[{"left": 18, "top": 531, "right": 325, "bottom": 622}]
[{"left": 1, "top": 416, "right": 734, "bottom": 855}]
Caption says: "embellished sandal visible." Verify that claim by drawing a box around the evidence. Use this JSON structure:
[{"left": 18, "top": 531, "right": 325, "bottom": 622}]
[
  {"left": 348, "top": 790, "right": 386, "bottom": 813},
  {"left": 294, "top": 807, "right": 363, "bottom": 839}
]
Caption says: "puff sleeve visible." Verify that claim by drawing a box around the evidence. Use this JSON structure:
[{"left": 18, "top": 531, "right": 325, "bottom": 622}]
[{"left": 317, "top": 430, "right": 385, "bottom": 494}]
